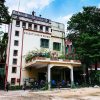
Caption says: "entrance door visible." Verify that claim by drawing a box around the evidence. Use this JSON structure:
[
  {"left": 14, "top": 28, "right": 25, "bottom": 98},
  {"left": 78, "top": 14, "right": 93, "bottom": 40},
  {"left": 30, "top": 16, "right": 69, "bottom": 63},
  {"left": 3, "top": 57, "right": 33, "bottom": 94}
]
[{"left": 38, "top": 73, "right": 46, "bottom": 81}]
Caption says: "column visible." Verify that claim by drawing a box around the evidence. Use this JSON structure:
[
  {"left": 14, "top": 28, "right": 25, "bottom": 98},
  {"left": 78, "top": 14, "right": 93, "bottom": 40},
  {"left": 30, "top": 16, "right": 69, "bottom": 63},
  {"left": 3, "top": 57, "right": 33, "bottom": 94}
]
[
  {"left": 70, "top": 67, "right": 74, "bottom": 87},
  {"left": 48, "top": 64, "right": 53, "bottom": 90}
]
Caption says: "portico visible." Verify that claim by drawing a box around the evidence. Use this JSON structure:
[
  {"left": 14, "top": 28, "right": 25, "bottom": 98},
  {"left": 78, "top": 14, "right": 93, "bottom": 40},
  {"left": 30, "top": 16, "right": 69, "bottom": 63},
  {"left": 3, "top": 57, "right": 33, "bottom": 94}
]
[
  {"left": 47, "top": 64, "right": 74, "bottom": 89},
  {"left": 24, "top": 58, "right": 81, "bottom": 90}
]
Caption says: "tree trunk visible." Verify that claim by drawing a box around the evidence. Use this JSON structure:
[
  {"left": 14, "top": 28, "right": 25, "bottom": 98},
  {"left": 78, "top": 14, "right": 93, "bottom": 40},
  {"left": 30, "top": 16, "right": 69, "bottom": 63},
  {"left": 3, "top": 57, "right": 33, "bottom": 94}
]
[
  {"left": 85, "top": 64, "right": 89, "bottom": 84},
  {"left": 95, "top": 60, "right": 98, "bottom": 70}
]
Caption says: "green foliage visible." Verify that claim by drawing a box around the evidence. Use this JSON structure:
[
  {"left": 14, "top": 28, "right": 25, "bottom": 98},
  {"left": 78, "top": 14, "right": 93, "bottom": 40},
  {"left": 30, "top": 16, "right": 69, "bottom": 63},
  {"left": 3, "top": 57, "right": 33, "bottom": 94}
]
[
  {"left": 0, "top": 0, "right": 11, "bottom": 24},
  {"left": 90, "top": 70, "right": 100, "bottom": 85},
  {"left": 65, "top": 53, "right": 79, "bottom": 60},
  {"left": 25, "top": 49, "right": 51, "bottom": 62},
  {"left": 41, "top": 82, "right": 48, "bottom": 90},
  {"left": 58, "top": 54, "right": 65, "bottom": 59},
  {"left": 10, "top": 85, "right": 22, "bottom": 90},
  {"left": 67, "top": 6, "right": 100, "bottom": 35},
  {"left": 67, "top": 6, "right": 100, "bottom": 71},
  {"left": 71, "top": 82, "right": 76, "bottom": 88},
  {"left": 0, "top": 33, "right": 8, "bottom": 63},
  {"left": 45, "top": 52, "right": 50, "bottom": 58},
  {"left": 25, "top": 53, "right": 33, "bottom": 62}
]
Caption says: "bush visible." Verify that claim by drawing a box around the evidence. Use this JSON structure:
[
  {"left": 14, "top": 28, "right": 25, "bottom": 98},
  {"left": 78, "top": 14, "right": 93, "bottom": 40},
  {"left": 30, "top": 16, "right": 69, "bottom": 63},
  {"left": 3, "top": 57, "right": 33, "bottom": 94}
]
[
  {"left": 10, "top": 85, "right": 22, "bottom": 90},
  {"left": 58, "top": 54, "right": 65, "bottom": 59},
  {"left": 90, "top": 70, "right": 100, "bottom": 86},
  {"left": 41, "top": 82, "right": 48, "bottom": 90}
]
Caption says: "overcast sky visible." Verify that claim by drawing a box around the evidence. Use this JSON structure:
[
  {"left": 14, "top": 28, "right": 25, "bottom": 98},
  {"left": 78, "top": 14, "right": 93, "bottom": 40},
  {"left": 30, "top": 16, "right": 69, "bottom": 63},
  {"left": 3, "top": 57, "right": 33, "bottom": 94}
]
[{"left": 1, "top": 0, "right": 100, "bottom": 32}]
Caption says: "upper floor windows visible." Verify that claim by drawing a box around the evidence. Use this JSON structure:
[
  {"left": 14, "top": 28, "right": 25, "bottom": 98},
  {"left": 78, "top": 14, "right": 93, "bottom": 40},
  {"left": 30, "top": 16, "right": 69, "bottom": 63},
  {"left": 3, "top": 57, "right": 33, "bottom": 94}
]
[
  {"left": 53, "top": 42, "right": 61, "bottom": 51},
  {"left": 13, "top": 50, "right": 18, "bottom": 56},
  {"left": 40, "top": 25, "right": 43, "bottom": 32},
  {"left": 12, "top": 67, "right": 17, "bottom": 73},
  {"left": 15, "top": 20, "right": 50, "bottom": 33},
  {"left": 51, "top": 29, "right": 52, "bottom": 32},
  {"left": 14, "top": 40, "right": 19, "bottom": 46},
  {"left": 16, "top": 20, "right": 20, "bottom": 27},
  {"left": 34, "top": 24, "right": 37, "bottom": 31},
  {"left": 46, "top": 26, "right": 49, "bottom": 32},
  {"left": 15, "top": 31, "right": 19, "bottom": 36},
  {"left": 12, "top": 58, "right": 17, "bottom": 65},
  {"left": 28, "top": 23, "right": 32, "bottom": 29},
  {"left": 22, "top": 22, "right": 26, "bottom": 28},
  {"left": 40, "top": 38, "right": 49, "bottom": 48}
]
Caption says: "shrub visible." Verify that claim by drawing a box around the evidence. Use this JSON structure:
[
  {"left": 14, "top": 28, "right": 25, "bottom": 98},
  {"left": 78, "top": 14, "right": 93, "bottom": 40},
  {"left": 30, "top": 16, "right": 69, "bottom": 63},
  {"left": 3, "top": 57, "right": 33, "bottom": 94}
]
[
  {"left": 10, "top": 85, "right": 22, "bottom": 90},
  {"left": 90, "top": 70, "right": 100, "bottom": 86}
]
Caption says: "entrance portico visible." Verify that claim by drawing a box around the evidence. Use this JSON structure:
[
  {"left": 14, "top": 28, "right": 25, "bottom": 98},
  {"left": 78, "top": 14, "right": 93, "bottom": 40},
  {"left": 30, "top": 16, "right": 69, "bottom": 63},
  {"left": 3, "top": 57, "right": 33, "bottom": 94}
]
[
  {"left": 47, "top": 64, "right": 74, "bottom": 89},
  {"left": 24, "top": 59, "right": 81, "bottom": 90}
]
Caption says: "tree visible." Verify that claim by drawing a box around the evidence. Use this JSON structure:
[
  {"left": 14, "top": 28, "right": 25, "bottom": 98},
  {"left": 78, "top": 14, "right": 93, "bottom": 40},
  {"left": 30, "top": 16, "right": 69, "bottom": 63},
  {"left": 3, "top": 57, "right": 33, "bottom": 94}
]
[
  {"left": 67, "top": 6, "right": 100, "bottom": 83},
  {"left": 0, "top": 0, "right": 10, "bottom": 89},
  {"left": 0, "top": 0, "right": 10, "bottom": 63},
  {"left": 0, "top": 32, "right": 8, "bottom": 63},
  {"left": 67, "top": 6, "right": 100, "bottom": 34},
  {"left": 0, "top": 0, "right": 11, "bottom": 24}
]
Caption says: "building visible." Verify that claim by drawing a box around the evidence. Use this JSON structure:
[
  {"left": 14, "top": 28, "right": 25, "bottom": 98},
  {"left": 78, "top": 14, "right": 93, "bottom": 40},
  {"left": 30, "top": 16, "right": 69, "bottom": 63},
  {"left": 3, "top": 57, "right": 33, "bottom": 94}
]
[{"left": 6, "top": 10, "right": 81, "bottom": 89}]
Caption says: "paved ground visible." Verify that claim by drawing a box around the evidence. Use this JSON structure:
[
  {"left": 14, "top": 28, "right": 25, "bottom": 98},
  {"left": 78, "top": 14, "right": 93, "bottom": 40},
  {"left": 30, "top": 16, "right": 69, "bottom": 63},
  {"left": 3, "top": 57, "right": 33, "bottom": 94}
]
[{"left": 0, "top": 87, "right": 100, "bottom": 100}]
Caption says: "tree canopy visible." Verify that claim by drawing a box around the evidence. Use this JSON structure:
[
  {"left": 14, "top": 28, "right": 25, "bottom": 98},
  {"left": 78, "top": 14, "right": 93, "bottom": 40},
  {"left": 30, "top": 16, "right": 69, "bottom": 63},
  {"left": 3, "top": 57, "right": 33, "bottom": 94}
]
[
  {"left": 0, "top": 0, "right": 11, "bottom": 24},
  {"left": 67, "top": 6, "right": 100, "bottom": 70},
  {"left": 0, "top": 33, "right": 8, "bottom": 63},
  {"left": 0, "top": 0, "right": 10, "bottom": 63}
]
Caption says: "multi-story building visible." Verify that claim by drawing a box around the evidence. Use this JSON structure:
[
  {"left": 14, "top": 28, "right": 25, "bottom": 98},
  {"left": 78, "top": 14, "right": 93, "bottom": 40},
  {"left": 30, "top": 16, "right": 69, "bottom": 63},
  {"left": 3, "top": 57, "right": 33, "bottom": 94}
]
[{"left": 6, "top": 10, "right": 81, "bottom": 89}]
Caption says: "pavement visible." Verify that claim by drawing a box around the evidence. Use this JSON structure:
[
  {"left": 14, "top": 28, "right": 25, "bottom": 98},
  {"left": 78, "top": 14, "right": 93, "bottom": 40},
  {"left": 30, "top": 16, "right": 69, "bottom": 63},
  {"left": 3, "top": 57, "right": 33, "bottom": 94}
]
[{"left": 0, "top": 87, "right": 100, "bottom": 100}]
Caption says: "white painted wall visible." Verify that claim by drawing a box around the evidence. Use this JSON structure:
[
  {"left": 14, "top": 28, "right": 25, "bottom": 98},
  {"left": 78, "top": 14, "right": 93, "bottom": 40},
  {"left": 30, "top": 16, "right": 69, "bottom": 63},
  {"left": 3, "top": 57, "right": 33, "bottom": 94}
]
[
  {"left": 7, "top": 14, "right": 65, "bottom": 85},
  {"left": 7, "top": 20, "right": 23, "bottom": 84}
]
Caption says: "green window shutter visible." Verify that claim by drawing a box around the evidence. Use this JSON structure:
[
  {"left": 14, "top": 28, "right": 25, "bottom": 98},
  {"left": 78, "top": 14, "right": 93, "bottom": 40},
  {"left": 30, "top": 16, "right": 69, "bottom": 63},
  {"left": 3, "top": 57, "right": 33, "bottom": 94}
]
[
  {"left": 53, "top": 42, "right": 61, "bottom": 51},
  {"left": 40, "top": 38, "right": 49, "bottom": 48}
]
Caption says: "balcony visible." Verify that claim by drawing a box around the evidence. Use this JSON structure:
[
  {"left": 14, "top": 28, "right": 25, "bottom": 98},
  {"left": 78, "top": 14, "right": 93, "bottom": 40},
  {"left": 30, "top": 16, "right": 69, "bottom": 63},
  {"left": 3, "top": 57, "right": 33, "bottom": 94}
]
[{"left": 25, "top": 51, "right": 81, "bottom": 68}]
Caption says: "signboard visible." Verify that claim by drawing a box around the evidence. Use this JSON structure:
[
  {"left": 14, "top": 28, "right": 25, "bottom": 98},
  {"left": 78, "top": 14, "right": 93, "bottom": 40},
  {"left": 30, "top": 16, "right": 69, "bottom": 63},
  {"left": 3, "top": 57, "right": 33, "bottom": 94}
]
[{"left": 24, "top": 31, "right": 51, "bottom": 38}]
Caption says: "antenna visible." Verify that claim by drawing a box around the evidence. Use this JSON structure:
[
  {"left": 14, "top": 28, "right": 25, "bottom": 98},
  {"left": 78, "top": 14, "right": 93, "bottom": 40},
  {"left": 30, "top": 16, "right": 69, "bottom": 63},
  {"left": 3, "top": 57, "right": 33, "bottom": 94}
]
[
  {"left": 17, "top": 0, "right": 20, "bottom": 19},
  {"left": 18, "top": 0, "right": 20, "bottom": 12}
]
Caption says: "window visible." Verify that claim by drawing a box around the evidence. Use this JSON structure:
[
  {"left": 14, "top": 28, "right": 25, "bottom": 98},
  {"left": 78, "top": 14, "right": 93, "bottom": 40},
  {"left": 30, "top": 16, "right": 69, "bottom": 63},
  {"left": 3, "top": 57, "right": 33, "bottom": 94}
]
[
  {"left": 22, "top": 22, "right": 26, "bottom": 28},
  {"left": 53, "top": 42, "right": 61, "bottom": 51},
  {"left": 14, "top": 40, "right": 19, "bottom": 46},
  {"left": 16, "top": 20, "right": 20, "bottom": 27},
  {"left": 11, "top": 78, "right": 16, "bottom": 85},
  {"left": 13, "top": 58, "right": 17, "bottom": 65},
  {"left": 17, "top": 78, "right": 20, "bottom": 82},
  {"left": 46, "top": 26, "right": 49, "bottom": 32},
  {"left": 34, "top": 24, "right": 37, "bottom": 31},
  {"left": 13, "top": 50, "right": 18, "bottom": 56},
  {"left": 12, "top": 67, "right": 17, "bottom": 73},
  {"left": 15, "top": 31, "right": 19, "bottom": 36},
  {"left": 51, "top": 29, "right": 52, "bottom": 32},
  {"left": 40, "top": 38, "right": 49, "bottom": 48},
  {"left": 40, "top": 25, "right": 43, "bottom": 31},
  {"left": 28, "top": 23, "right": 32, "bottom": 29}
]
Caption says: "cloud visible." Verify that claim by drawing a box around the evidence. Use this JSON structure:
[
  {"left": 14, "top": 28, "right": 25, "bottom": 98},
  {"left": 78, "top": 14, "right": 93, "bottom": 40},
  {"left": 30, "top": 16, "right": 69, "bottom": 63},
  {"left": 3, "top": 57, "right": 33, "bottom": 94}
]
[
  {"left": 27, "top": 0, "right": 54, "bottom": 9},
  {"left": 57, "top": 14, "right": 72, "bottom": 25},
  {"left": 5, "top": 0, "right": 55, "bottom": 14},
  {"left": 56, "top": 14, "right": 73, "bottom": 35}
]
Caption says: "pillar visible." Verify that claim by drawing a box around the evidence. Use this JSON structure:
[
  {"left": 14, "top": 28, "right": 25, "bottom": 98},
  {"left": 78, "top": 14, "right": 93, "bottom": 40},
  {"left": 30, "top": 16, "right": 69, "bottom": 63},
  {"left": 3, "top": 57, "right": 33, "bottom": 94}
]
[
  {"left": 70, "top": 67, "right": 74, "bottom": 87},
  {"left": 48, "top": 64, "right": 53, "bottom": 90}
]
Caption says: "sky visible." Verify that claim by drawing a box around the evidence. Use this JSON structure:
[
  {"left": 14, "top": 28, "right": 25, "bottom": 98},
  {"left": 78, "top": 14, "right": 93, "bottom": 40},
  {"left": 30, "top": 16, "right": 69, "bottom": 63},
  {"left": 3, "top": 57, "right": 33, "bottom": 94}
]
[{"left": 1, "top": 0, "right": 100, "bottom": 32}]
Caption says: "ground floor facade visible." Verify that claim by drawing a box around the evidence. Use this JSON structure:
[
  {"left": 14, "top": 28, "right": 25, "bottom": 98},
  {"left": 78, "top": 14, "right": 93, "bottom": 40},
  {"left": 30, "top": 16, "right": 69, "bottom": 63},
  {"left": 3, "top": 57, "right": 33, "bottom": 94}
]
[{"left": 21, "top": 59, "right": 81, "bottom": 89}]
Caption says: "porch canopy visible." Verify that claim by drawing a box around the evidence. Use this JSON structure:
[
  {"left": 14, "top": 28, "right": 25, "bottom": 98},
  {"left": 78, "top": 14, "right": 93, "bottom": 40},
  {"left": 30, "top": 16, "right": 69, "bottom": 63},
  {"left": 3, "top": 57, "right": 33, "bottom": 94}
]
[{"left": 25, "top": 59, "right": 81, "bottom": 89}]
